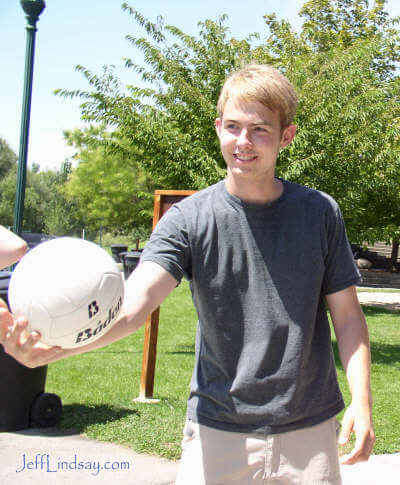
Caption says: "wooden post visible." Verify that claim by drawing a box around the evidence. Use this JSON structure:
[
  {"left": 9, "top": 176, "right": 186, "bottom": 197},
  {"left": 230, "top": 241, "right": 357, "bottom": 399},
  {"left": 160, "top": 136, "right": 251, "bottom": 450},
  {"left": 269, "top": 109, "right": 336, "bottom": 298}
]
[{"left": 136, "top": 190, "right": 197, "bottom": 402}]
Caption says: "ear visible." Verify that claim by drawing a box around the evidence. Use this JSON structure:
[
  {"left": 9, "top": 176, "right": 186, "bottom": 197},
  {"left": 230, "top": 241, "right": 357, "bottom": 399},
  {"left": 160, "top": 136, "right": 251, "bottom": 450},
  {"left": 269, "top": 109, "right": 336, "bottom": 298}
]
[
  {"left": 279, "top": 125, "right": 296, "bottom": 149},
  {"left": 215, "top": 118, "right": 222, "bottom": 138}
]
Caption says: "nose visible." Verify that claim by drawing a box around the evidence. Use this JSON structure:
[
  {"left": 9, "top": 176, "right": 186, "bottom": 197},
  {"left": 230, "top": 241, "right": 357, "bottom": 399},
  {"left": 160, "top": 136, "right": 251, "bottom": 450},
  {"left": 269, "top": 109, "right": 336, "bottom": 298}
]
[{"left": 236, "top": 128, "right": 252, "bottom": 147}]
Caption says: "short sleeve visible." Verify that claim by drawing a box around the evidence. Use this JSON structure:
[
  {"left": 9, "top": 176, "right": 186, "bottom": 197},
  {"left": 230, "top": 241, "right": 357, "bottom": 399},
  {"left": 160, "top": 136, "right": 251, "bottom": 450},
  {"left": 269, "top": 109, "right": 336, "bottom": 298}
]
[
  {"left": 322, "top": 203, "right": 361, "bottom": 295},
  {"left": 140, "top": 205, "right": 192, "bottom": 283}
]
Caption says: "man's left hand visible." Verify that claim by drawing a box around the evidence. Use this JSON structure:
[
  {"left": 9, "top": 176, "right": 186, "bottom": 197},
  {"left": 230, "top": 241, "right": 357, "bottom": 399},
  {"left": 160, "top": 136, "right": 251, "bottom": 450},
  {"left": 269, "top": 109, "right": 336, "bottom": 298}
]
[{"left": 338, "top": 403, "right": 375, "bottom": 465}]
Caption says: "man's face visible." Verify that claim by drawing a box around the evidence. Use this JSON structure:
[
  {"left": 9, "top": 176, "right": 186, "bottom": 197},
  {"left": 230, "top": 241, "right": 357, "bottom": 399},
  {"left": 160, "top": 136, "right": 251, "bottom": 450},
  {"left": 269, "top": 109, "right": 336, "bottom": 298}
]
[{"left": 215, "top": 97, "right": 296, "bottom": 184}]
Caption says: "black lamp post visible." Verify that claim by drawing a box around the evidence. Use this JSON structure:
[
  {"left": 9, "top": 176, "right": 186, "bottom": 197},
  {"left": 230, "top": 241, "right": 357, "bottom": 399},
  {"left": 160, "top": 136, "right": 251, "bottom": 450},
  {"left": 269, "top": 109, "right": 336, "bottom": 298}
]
[{"left": 13, "top": 0, "right": 46, "bottom": 235}]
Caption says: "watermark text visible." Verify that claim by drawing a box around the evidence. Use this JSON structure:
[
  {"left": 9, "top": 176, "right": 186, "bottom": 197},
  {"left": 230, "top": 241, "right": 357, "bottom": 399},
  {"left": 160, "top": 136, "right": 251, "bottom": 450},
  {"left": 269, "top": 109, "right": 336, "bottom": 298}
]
[{"left": 16, "top": 453, "right": 132, "bottom": 476}]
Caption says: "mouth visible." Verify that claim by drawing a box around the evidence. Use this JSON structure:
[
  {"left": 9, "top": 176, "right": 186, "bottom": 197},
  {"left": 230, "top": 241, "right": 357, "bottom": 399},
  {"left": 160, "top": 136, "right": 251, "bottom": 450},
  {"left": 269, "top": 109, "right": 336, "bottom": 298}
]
[{"left": 233, "top": 153, "right": 258, "bottom": 163}]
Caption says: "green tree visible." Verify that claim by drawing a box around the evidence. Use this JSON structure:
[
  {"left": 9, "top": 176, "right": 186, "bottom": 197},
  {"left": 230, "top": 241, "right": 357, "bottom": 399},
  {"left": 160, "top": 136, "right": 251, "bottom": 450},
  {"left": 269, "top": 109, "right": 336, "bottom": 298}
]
[
  {"left": 55, "top": 9, "right": 263, "bottom": 189},
  {"left": 0, "top": 137, "right": 18, "bottom": 228},
  {"left": 63, "top": 126, "right": 155, "bottom": 234},
  {"left": 298, "top": 0, "right": 399, "bottom": 73},
  {"left": 43, "top": 160, "right": 85, "bottom": 237},
  {"left": 0, "top": 167, "right": 18, "bottom": 227},
  {"left": 0, "top": 142, "right": 78, "bottom": 235},
  {"left": 261, "top": 0, "right": 400, "bottom": 260},
  {"left": 0, "top": 164, "right": 51, "bottom": 233},
  {"left": 56, "top": 1, "right": 400, "bottom": 262},
  {"left": 0, "top": 137, "right": 17, "bottom": 180}
]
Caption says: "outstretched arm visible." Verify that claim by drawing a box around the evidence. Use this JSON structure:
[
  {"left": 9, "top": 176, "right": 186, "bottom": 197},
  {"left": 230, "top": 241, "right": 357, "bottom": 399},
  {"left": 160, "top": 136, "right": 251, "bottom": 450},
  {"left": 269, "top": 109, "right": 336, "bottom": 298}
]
[
  {"left": 0, "top": 261, "right": 177, "bottom": 368},
  {"left": 326, "top": 285, "right": 375, "bottom": 465},
  {"left": 0, "top": 226, "right": 27, "bottom": 269}
]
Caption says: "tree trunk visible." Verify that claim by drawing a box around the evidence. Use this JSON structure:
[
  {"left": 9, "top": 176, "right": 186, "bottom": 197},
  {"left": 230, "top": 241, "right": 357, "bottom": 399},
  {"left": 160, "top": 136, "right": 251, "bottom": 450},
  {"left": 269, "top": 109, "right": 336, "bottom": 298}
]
[{"left": 390, "top": 240, "right": 399, "bottom": 272}]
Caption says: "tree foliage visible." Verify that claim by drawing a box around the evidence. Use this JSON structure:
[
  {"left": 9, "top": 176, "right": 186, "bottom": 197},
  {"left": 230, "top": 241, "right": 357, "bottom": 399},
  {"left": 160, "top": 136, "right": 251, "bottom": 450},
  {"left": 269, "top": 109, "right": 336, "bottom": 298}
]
[
  {"left": 261, "top": 0, "right": 400, "bottom": 246},
  {"left": 55, "top": 9, "right": 266, "bottom": 188},
  {"left": 0, "top": 138, "right": 17, "bottom": 180},
  {"left": 0, "top": 138, "right": 83, "bottom": 235},
  {"left": 63, "top": 126, "right": 155, "bottom": 234},
  {"left": 56, "top": 0, "right": 399, "bottom": 250},
  {"left": 43, "top": 160, "right": 85, "bottom": 237}
]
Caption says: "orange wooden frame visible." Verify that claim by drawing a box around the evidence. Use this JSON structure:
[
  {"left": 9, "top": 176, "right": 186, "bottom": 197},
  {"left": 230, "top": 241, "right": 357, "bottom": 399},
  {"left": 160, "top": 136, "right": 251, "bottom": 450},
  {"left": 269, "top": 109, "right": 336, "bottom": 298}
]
[{"left": 139, "top": 190, "right": 197, "bottom": 400}]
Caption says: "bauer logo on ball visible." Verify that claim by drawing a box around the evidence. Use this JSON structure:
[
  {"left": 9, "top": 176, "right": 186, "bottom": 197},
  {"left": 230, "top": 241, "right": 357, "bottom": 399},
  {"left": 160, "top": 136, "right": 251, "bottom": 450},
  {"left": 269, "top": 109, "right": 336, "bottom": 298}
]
[{"left": 8, "top": 237, "right": 125, "bottom": 349}]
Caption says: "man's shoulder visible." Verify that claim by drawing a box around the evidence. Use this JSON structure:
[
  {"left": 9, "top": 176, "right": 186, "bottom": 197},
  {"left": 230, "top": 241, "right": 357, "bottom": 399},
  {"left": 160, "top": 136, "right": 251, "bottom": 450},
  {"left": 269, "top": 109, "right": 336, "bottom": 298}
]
[
  {"left": 283, "top": 179, "right": 339, "bottom": 212},
  {"left": 173, "top": 181, "right": 224, "bottom": 210}
]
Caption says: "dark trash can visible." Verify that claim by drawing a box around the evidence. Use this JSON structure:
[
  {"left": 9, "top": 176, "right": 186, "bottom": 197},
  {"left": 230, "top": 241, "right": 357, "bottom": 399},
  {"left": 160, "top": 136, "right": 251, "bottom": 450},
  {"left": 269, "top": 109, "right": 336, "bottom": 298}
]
[
  {"left": 122, "top": 251, "right": 142, "bottom": 279},
  {"left": 20, "top": 232, "right": 56, "bottom": 250},
  {"left": 0, "top": 271, "right": 62, "bottom": 431},
  {"left": 110, "top": 244, "right": 128, "bottom": 263},
  {"left": 0, "top": 348, "right": 62, "bottom": 431},
  {"left": 0, "top": 271, "right": 11, "bottom": 307}
]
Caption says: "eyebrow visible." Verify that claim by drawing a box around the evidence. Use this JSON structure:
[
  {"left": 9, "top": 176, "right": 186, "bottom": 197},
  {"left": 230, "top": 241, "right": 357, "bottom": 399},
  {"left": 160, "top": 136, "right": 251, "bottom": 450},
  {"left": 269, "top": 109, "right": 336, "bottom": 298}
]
[{"left": 224, "top": 119, "right": 273, "bottom": 126}]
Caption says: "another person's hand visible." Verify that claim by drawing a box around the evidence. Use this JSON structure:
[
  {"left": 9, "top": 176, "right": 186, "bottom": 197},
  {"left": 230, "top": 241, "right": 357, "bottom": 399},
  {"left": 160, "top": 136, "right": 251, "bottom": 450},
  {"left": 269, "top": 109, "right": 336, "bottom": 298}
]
[{"left": 0, "top": 299, "right": 62, "bottom": 368}]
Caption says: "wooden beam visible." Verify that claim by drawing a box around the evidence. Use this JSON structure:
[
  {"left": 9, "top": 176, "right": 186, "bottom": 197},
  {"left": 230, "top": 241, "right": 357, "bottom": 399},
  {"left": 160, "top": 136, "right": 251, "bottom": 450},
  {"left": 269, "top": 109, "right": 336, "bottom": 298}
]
[{"left": 137, "top": 190, "right": 197, "bottom": 401}]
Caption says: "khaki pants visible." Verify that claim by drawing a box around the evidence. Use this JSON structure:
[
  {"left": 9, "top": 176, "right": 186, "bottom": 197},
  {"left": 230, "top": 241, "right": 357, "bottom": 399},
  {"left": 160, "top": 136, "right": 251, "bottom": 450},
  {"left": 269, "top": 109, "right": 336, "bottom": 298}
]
[{"left": 175, "top": 417, "right": 342, "bottom": 485}]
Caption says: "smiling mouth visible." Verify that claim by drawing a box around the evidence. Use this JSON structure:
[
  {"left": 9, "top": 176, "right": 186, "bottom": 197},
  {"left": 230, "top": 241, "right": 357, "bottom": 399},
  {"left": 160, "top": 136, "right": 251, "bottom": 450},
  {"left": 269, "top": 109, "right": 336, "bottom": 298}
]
[{"left": 233, "top": 153, "right": 258, "bottom": 162}]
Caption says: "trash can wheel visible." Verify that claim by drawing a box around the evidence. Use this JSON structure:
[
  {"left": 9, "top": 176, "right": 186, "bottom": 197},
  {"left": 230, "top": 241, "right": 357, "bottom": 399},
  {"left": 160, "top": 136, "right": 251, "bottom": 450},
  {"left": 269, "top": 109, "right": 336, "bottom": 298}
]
[{"left": 30, "top": 392, "right": 62, "bottom": 427}]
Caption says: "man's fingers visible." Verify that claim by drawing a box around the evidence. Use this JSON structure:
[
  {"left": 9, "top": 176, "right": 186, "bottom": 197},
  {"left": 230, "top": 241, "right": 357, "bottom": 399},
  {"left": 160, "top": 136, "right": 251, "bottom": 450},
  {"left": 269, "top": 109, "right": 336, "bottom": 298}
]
[
  {"left": 340, "top": 438, "right": 373, "bottom": 465},
  {"left": 9, "top": 317, "right": 29, "bottom": 342},
  {"left": 338, "top": 412, "right": 353, "bottom": 446},
  {"left": 1, "top": 317, "right": 30, "bottom": 354},
  {"left": 340, "top": 426, "right": 376, "bottom": 465},
  {"left": 25, "top": 330, "right": 41, "bottom": 346},
  {"left": 0, "top": 298, "right": 9, "bottom": 310},
  {"left": 0, "top": 307, "right": 63, "bottom": 367},
  {"left": 0, "top": 306, "right": 14, "bottom": 341}
]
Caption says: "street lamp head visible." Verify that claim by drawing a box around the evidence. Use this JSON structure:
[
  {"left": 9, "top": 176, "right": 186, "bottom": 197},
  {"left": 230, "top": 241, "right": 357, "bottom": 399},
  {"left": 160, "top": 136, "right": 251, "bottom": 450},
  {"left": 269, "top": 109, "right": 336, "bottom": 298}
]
[
  {"left": 20, "top": 0, "right": 45, "bottom": 28},
  {"left": 20, "top": 0, "right": 45, "bottom": 16}
]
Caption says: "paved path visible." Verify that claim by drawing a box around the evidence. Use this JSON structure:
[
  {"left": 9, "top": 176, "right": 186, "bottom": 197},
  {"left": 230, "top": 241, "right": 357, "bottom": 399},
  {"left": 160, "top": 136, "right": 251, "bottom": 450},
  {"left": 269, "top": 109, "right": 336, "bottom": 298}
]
[
  {"left": 357, "top": 289, "right": 400, "bottom": 311},
  {"left": 0, "top": 428, "right": 178, "bottom": 485},
  {"left": 1, "top": 427, "right": 400, "bottom": 484}
]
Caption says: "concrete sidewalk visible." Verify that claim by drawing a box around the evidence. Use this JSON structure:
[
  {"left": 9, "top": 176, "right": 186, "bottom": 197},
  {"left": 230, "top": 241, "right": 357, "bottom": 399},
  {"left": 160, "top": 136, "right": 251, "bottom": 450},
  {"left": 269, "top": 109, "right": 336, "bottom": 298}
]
[
  {"left": 1, "top": 427, "right": 399, "bottom": 484},
  {"left": 357, "top": 289, "right": 400, "bottom": 312},
  {"left": 0, "top": 427, "right": 178, "bottom": 484},
  {"left": 340, "top": 453, "right": 400, "bottom": 484}
]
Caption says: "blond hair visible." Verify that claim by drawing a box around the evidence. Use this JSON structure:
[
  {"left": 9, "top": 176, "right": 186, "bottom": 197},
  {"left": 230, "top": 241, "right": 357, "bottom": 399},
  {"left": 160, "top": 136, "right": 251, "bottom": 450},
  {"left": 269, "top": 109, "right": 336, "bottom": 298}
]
[{"left": 217, "top": 64, "right": 298, "bottom": 129}]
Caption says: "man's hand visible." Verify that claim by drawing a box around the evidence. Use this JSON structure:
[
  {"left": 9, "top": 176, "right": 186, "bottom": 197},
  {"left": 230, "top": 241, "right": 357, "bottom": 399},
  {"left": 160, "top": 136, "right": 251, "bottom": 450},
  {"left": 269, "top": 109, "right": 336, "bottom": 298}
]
[
  {"left": 338, "top": 402, "right": 375, "bottom": 465},
  {"left": 326, "top": 286, "right": 375, "bottom": 465},
  {"left": 0, "top": 299, "right": 62, "bottom": 368}
]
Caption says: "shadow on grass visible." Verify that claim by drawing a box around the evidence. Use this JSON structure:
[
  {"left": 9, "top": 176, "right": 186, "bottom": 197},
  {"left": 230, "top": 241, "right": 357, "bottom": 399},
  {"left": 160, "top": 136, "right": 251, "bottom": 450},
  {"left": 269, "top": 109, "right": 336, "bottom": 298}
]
[
  {"left": 332, "top": 305, "right": 400, "bottom": 368},
  {"left": 163, "top": 344, "right": 195, "bottom": 355},
  {"left": 93, "top": 350, "right": 143, "bottom": 354},
  {"left": 332, "top": 341, "right": 400, "bottom": 367},
  {"left": 59, "top": 403, "right": 139, "bottom": 433},
  {"left": 164, "top": 350, "right": 195, "bottom": 356},
  {"left": 362, "top": 306, "right": 400, "bottom": 316}
]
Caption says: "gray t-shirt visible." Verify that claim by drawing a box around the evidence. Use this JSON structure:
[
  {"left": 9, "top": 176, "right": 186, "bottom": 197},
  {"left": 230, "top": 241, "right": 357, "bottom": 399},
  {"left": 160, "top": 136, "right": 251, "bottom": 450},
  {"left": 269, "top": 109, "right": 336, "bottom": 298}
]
[{"left": 141, "top": 179, "right": 361, "bottom": 434}]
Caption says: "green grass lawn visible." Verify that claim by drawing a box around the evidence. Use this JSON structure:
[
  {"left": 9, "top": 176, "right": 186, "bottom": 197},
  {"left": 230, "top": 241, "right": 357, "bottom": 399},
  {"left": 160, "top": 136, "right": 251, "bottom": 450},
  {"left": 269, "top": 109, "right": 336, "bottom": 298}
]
[
  {"left": 333, "top": 305, "right": 400, "bottom": 456},
  {"left": 46, "top": 280, "right": 197, "bottom": 460},
  {"left": 46, "top": 281, "right": 400, "bottom": 459}
]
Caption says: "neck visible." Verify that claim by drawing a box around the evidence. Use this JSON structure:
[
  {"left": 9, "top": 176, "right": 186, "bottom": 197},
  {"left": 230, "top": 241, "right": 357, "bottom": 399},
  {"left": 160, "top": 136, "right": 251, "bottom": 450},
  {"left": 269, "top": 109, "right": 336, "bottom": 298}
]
[{"left": 225, "top": 176, "right": 283, "bottom": 205}]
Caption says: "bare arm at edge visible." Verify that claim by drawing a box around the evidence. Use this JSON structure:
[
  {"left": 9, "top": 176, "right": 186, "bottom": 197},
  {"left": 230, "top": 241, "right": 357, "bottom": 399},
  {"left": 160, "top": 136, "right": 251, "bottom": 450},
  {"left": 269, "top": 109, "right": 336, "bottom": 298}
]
[
  {"left": 0, "top": 226, "right": 27, "bottom": 269},
  {"left": 325, "top": 285, "right": 375, "bottom": 465},
  {"left": 0, "top": 261, "right": 178, "bottom": 368}
]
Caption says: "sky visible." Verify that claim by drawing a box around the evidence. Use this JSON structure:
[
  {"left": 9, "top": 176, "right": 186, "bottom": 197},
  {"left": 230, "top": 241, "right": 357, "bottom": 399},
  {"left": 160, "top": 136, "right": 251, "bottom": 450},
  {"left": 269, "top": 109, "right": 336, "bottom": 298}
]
[{"left": 0, "top": 0, "right": 399, "bottom": 171}]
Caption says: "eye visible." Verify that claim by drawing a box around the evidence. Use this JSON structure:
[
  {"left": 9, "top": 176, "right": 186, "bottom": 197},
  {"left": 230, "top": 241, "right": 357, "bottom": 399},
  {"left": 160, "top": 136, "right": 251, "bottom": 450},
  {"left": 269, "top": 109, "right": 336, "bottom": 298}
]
[{"left": 254, "top": 126, "right": 267, "bottom": 133}]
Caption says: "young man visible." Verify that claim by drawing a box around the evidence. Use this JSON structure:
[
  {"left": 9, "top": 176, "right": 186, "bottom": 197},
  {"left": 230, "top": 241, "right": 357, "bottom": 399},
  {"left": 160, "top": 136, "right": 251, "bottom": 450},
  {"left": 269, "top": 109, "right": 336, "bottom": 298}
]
[{"left": 0, "top": 64, "right": 374, "bottom": 484}]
